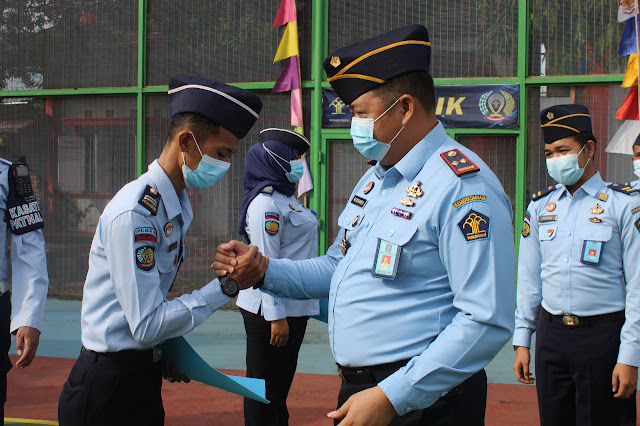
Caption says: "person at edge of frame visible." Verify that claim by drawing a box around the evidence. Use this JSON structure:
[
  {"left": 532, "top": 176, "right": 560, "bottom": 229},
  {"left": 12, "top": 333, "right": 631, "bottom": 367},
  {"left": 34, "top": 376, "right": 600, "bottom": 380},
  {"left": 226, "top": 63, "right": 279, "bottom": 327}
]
[
  {"left": 0, "top": 157, "right": 49, "bottom": 426},
  {"left": 513, "top": 104, "right": 640, "bottom": 426},
  {"left": 212, "top": 24, "right": 516, "bottom": 426},
  {"left": 57, "top": 74, "right": 266, "bottom": 426},
  {"left": 237, "top": 128, "right": 320, "bottom": 425},
  {"left": 631, "top": 134, "right": 640, "bottom": 190}
]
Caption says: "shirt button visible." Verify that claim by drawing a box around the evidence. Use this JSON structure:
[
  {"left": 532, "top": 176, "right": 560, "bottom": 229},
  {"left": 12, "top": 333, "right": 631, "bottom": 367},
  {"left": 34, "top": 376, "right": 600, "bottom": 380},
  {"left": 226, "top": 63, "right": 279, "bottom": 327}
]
[
  {"left": 405, "top": 407, "right": 413, "bottom": 413},
  {"left": 267, "top": 284, "right": 273, "bottom": 289},
  {"left": 563, "top": 258, "right": 568, "bottom": 263},
  {"left": 381, "top": 189, "right": 389, "bottom": 196},
  {"left": 388, "top": 229, "right": 395, "bottom": 237},
  {"left": 592, "top": 233, "right": 597, "bottom": 238},
  {"left": 567, "top": 232, "right": 571, "bottom": 236},
  {"left": 562, "top": 286, "right": 568, "bottom": 290}
]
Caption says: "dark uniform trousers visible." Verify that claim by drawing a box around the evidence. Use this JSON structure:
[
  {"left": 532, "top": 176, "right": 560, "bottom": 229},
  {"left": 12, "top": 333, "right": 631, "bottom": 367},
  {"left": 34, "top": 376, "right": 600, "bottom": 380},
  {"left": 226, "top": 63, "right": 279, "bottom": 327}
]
[
  {"left": 0, "top": 292, "right": 11, "bottom": 426},
  {"left": 240, "top": 308, "right": 309, "bottom": 426},
  {"left": 335, "top": 366, "right": 487, "bottom": 426},
  {"left": 58, "top": 347, "right": 164, "bottom": 426},
  {"left": 535, "top": 313, "right": 636, "bottom": 426}
]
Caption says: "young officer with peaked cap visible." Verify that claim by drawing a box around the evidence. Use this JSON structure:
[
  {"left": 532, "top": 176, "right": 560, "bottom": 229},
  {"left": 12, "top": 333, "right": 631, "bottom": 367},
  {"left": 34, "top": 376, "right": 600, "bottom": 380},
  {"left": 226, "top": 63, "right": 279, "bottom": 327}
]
[
  {"left": 57, "top": 74, "right": 266, "bottom": 426},
  {"left": 237, "top": 128, "right": 319, "bottom": 425},
  {"left": 214, "top": 24, "right": 516, "bottom": 425},
  {"left": 513, "top": 104, "right": 640, "bottom": 425},
  {"left": 0, "top": 158, "right": 49, "bottom": 423},
  {"left": 631, "top": 134, "right": 640, "bottom": 189}
]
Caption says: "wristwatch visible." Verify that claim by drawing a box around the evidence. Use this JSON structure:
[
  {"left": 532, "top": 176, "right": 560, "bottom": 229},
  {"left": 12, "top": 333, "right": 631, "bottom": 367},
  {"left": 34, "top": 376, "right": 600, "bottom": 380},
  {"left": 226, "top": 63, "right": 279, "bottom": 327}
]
[{"left": 219, "top": 276, "right": 239, "bottom": 298}]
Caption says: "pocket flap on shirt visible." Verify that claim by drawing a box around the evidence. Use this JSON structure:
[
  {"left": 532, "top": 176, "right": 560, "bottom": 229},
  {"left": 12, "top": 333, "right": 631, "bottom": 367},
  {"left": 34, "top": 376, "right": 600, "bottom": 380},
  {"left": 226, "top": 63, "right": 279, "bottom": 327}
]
[
  {"left": 578, "top": 225, "right": 613, "bottom": 242},
  {"left": 289, "top": 212, "right": 311, "bottom": 227},
  {"left": 375, "top": 222, "right": 418, "bottom": 246},
  {"left": 539, "top": 224, "right": 557, "bottom": 241}
]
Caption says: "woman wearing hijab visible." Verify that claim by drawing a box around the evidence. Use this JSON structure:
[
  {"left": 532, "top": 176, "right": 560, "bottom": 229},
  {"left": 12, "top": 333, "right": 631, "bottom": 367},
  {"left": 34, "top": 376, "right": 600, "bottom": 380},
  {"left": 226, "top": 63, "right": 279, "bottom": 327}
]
[{"left": 237, "top": 128, "right": 319, "bottom": 426}]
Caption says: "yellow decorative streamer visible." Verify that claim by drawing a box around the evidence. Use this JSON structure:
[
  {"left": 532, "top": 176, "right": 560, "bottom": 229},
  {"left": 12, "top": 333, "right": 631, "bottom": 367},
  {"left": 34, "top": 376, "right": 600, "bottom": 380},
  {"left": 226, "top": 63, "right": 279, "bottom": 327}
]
[{"left": 273, "top": 21, "right": 299, "bottom": 63}]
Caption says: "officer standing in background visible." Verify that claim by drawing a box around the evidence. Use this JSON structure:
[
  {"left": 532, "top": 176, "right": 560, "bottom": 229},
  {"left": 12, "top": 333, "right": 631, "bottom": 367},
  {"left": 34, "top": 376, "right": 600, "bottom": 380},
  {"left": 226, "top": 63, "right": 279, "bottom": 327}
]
[
  {"left": 631, "top": 134, "right": 640, "bottom": 189},
  {"left": 513, "top": 105, "right": 640, "bottom": 425},
  {"left": 57, "top": 75, "right": 266, "bottom": 425},
  {"left": 0, "top": 158, "right": 49, "bottom": 425},
  {"left": 237, "top": 128, "right": 319, "bottom": 425},
  {"left": 215, "top": 25, "right": 516, "bottom": 425}
]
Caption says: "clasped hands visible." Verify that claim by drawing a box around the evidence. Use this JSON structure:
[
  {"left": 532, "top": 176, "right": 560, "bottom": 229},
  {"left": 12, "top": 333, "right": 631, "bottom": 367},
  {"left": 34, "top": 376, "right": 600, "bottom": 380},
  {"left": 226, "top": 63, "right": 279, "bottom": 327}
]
[{"left": 211, "top": 240, "right": 269, "bottom": 290}]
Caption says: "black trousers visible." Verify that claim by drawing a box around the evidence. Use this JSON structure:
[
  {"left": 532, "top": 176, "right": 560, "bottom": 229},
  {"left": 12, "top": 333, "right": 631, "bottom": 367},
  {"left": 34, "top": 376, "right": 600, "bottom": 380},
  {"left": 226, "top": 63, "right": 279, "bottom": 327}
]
[
  {"left": 535, "top": 314, "right": 636, "bottom": 426},
  {"left": 0, "top": 292, "right": 11, "bottom": 426},
  {"left": 240, "top": 308, "right": 309, "bottom": 426},
  {"left": 336, "top": 369, "right": 487, "bottom": 426},
  {"left": 58, "top": 348, "right": 164, "bottom": 426}
]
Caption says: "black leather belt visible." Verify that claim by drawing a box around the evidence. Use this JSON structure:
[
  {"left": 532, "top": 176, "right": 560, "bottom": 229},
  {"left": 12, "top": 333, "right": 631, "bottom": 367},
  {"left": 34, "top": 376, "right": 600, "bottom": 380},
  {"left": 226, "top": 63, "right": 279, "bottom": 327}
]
[
  {"left": 82, "top": 346, "right": 163, "bottom": 363},
  {"left": 337, "top": 359, "right": 410, "bottom": 385},
  {"left": 540, "top": 308, "right": 624, "bottom": 327}
]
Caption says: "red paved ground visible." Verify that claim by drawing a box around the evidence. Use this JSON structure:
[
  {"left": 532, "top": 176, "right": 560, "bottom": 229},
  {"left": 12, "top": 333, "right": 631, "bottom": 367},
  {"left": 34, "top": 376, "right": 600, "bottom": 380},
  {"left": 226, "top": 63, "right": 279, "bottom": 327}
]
[{"left": 5, "top": 355, "right": 632, "bottom": 425}]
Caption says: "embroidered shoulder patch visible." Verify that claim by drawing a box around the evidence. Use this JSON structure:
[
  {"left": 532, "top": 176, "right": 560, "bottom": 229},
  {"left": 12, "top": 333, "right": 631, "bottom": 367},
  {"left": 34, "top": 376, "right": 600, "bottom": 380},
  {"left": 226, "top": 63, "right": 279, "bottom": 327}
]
[
  {"left": 261, "top": 186, "right": 274, "bottom": 195},
  {"left": 522, "top": 221, "right": 530, "bottom": 238},
  {"left": 265, "top": 211, "right": 280, "bottom": 221},
  {"left": 440, "top": 149, "right": 480, "bottom": 176},
  {"left": 458, "top": 209, "right": 490, "bottom": 243},
  {"left": 134, "top": 227, "right": 158, "bottom": 244},
  {"left": 135, "top": 245, "right": 155, "bottom": 271},
  {"left": 608, "top": 183, "right": 638, "bottom": 195},
  {"left": 138, "top": 185, "right": 160, "bottom": 216},
  {"left": 531, "top": 186, "right": 556, "bottom": 201},
  {"left": 265, "top": 220, "right": 279, "bottom": 235},
  {"left": 632, "top": 206, "right": 640, "bottom": 215},
  {"left": 453, "top": 194, "right": 487, "bottom": 209}
]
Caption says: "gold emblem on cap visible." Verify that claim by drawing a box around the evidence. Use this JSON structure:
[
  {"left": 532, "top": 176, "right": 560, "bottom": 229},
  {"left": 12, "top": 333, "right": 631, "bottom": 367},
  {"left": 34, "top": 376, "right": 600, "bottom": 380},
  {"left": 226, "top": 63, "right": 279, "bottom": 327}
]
[
  {"left": 546, "top": 112, "right": 554, "bottom": 120},
  {"left": 330, "top": 56, "right": 341, "bottom": 68}
]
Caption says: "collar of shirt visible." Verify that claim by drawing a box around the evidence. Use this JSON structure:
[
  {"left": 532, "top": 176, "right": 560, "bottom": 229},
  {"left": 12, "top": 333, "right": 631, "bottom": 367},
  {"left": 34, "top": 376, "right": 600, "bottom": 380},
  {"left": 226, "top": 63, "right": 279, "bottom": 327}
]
[
  {"left": 148, "top": 160, "right": 193, "bottom": 224},
  {"left": 373, "top": 121, "right": 447, "bottom": 182},
  {"left": 556, "top": 171, "right": 604, "bottom": 201}
]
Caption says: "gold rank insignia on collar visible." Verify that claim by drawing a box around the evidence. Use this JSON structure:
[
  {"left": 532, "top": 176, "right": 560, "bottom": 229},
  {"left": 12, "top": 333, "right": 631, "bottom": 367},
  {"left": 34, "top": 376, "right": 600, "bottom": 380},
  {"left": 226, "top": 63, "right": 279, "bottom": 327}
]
[
  {"left": 406, "top": 181, "right": 424, "bottom": 198},
  {"left": 440, "top": 149, "right": 480, "bottom": 176},
  {"left": 597, "top": 192, "right": 608, "bottom": 202}
]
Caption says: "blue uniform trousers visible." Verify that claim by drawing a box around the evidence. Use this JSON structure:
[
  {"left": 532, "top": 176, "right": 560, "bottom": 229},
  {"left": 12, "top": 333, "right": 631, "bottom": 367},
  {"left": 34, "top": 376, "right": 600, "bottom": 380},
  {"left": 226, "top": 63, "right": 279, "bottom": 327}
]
[
  {"left": 58, "top": 347, "right": 164, "bottom": 426},
  {"left": 241, "top": 308, "right": 309, "bottom": 426},
  {"left": 535, "top": 314, "right": 636, "bottom": 426},
  {"left": 335, "top": 367, "right": 487, "bottom": 425},
  {"left": 0, "top": 292, "right": 10, "bottom": 425}
]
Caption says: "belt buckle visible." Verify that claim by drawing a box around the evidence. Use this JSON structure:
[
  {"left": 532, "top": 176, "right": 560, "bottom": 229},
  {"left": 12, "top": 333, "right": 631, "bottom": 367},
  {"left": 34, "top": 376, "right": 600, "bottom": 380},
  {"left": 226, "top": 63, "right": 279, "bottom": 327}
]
[
  {"left": 562, "top": 314, "right": 579, "bottom": 326},
  {"left": 152, "top": 346, "right": 163, "bottom": 363}
]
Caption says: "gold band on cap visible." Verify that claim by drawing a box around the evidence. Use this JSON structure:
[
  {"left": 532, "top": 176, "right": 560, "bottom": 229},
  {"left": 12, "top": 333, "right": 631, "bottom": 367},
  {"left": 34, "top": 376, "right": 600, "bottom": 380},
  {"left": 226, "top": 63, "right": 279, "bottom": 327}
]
[
  {"left": 541, "top": 113, "right": 591, "bottom": 127},
  {"left": 328, "top": 40, "right": 432, "bottom": 83},
  {"left": 541, "top": 123, "right": 581, "bottom": 133},
  {"left": 328, "top": 74, "right": 386, "bottom": 84}
]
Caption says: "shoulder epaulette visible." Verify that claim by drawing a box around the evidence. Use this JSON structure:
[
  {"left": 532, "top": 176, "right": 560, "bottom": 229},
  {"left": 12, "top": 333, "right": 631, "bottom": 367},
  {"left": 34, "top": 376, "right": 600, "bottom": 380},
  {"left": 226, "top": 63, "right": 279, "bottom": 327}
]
[
  {"left": 440, "top": 149, "right": 480, "bottom": 176},
  {"left": 608, "top": 182, "right": 638, "bottom": 195},
  {"left": 531, "top": 186, "right": 556, "bottom": 201},
  {"left": 138, "top": 185, "right": 160, "bottom": 215},
  {"left": 260, "top": 186, "right": 274, "bottom": 195}
]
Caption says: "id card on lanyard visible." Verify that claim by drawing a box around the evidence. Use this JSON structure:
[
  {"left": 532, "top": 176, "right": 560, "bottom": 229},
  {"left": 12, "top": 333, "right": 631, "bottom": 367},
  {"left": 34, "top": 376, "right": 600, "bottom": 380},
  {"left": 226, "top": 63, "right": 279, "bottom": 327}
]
[{"left": 372, "top": 239, "right": 401, "bottom": 279}]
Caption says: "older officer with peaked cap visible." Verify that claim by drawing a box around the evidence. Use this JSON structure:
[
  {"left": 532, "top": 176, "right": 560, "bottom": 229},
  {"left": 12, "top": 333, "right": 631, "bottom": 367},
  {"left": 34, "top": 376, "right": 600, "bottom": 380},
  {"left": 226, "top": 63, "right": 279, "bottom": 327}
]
[
  {"left": 0, "top": 157, "right": 48, "bottom": 424},
  {"left": 237, "top": 128, "right": 319, "bottom": 425},
  {"left": 214, "top": 25, "right": 516, "bottom": 425},
  {"left": 58, "top": 74, "right": 265, "bottom": 426},
  {"left": 513, "top": 104, "right": 640, "bottom": 425}
]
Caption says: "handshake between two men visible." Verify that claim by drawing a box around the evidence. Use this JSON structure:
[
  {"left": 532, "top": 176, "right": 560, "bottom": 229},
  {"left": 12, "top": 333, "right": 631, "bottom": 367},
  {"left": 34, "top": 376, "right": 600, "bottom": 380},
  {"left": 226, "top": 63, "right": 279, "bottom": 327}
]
[{"left": 212, "top": 240, "right": 269, "bottom": 289}]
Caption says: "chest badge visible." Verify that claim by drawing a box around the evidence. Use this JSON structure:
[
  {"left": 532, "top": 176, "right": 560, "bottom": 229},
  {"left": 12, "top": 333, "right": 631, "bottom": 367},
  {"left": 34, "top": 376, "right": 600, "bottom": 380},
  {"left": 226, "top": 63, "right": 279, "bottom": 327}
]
[
  {"left": 590, "top": 203, "right": 604, "bottom": 215},
  {"left": 400, "top": 198, "right": 415, "bottom": 207},
  {"left": 164, "top": 222, "right": 173, "bottom": 237},
  {"left": 352, "top": 215, "right": 361, "bottom": 227},
  {"left": 406, "top": 181, "right": 424, "bottom": 198},
  {"left": 589, "top": 217, "right": 602, "bottom": 223},
  {"left": 364, "top": 181, "right": 375, "bottom": 195},
  {"left": 391, "top": 207, "right": 412, "bottom": 219},
  {"left": 547, "top": 228, "right": 554, "bottom": 238},
  {"left": 546, "top": 202, "right": 556, "bottom": 212}
]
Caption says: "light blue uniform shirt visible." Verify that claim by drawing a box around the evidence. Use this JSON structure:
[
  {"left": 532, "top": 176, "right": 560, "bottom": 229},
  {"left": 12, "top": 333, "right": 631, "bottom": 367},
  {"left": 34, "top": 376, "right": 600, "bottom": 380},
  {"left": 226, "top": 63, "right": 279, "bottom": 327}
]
[
  {"left": 262, "top": 123, "right": 516, "bottom": 414},
  {"left": 81, "top": 160, "right": 230, "bottom": 352},
  {"left": 0, "top": 159, "right": 49, "bottom": 333},
  {"left": 236, "top": 190, "right": 319, "bottom": 321},
  {"left": 631, "top": 179, "right": 639, "bottom": 189},
  {"left": 514, "top": 173, "right": 640, "bottom": 367}
]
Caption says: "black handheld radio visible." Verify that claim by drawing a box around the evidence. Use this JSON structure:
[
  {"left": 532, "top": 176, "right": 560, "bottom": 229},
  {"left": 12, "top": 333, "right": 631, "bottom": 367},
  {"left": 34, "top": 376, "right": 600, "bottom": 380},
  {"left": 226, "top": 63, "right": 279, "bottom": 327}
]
[{"left": 11, "top": 156, "right": 35, "bottom": 199}]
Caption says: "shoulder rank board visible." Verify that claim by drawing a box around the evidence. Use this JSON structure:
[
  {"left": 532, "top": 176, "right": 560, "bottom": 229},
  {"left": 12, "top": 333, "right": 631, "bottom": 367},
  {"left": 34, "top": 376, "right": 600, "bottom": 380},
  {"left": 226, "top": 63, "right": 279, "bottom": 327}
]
[
  {"left": 138, "top": 185, "right": 161, "bottom": 216},
  {"left": 531, "top": 186, "right": 556, "bottom": 201},
  {"left": 608, "top": 183, "right": 638, "bottom": 195},
  {"left": 440, "top": 149, "right": 480, "bottom": 176},
  {"left": 261, "top": 186, "right": 274, "bottom": 195}
]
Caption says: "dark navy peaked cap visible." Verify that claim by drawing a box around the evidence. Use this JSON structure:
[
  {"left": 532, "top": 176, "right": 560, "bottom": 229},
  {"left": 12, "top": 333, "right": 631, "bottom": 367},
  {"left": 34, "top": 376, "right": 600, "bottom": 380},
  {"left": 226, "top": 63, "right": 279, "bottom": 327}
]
[
  {"left": 634, "top": 133, "right": 640, "bottom": 147},
  {"left": 168, "top": 74, "right": 263, "bottom": 139},
  {"left": 260, "top": 128, "right": 310, "bottom": 155},
  {"left": 540, "top": 104, "right": 592, "bottom": 144},
  {"left": 323, "top": 24, "right": 431, "bottom": 105}
]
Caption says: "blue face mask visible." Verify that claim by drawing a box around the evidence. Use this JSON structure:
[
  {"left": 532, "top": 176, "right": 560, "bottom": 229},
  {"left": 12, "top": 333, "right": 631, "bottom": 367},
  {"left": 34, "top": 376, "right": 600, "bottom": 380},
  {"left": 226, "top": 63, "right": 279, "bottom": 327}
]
[
  {"left": 181, "top": 132, "right": 231, "bottom": 189},
  {"left": 263, "top": 144, "right": 304, "bottom": 183},
  {"left": 634, "top": 160, "right": 640, "bottom": 179},
  {"left": 350, "top": 97, "right": 405, "bottom": 161},
  {"left": 546, "top": 145, "right": 589, "bottom": 186}
]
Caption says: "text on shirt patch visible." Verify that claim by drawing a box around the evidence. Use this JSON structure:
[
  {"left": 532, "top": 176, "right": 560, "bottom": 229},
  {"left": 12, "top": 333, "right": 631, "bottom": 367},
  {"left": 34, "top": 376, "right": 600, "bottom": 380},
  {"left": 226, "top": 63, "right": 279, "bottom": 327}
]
[
  {"left": 453, "top": 194, "right": 486, "bottom": 209},
  {"left": 265, "top": 211, "right": 280, "bottom": 221},
  {"left": 632, "top": 206, "right": 640, "bottom": 214},
  {"left": 458, "top": 210, "right": 490, "bottom": 242},
  {"left": 350, "top": 195, "right": 368, "bottom": 208},
  {"left": 134, "top": 227, "right": 158, "bottom": 244},
  {"left": 135, "top": 245, "right": 155, "bottom": 271},
  {"left": 9, "top": 200, "right": 43, "bottom": 232}
]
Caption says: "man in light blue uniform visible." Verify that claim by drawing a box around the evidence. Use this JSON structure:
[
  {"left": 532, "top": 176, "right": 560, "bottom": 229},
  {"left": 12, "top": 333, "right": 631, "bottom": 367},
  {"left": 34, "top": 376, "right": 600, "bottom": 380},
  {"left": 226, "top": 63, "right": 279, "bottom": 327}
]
[
  {"left": 215, "top": 25, "right": 516, "bottom": 425},
  {"left": 513, "top": 104, "right": 640, "bottom": 425},
  {"left": 0, "top": 157, "right": 48, "bottom": 424},
  {"left": 58, "top": 74, "right": 266, "bottom": 426}
]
